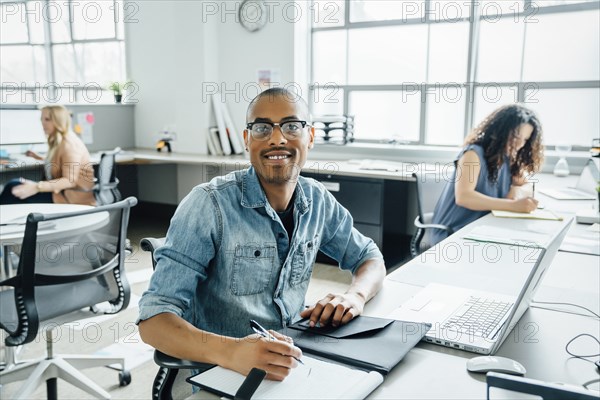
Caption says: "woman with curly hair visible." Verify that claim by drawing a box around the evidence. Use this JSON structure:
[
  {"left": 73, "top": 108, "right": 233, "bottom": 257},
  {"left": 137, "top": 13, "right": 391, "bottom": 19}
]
[
  {"left": 428, "top": 104, "right": 544, "bottom": 246},
  {"left": 0, "top": 105, "right": 95, "bottom": 205}
]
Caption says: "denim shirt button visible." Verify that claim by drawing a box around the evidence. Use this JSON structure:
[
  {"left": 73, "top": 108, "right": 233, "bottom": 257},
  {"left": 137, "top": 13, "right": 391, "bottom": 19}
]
[
  {"left": 278, "top": 232, "right": 285, "bottom": 239},
  {"left": 254, "top": 250, "right": 261, "bottom": 257}
]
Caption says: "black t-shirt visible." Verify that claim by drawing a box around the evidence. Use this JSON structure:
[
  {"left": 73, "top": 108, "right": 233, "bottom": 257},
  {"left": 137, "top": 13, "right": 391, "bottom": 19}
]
[{"left": 276, "top": 195, "right": 295, "bottom": 242}]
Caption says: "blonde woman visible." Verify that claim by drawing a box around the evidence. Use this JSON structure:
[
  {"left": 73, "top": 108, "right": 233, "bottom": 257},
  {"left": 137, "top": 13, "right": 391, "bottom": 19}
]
[{"left": 0, "top": 105, "right": 95, "bottom": 205}]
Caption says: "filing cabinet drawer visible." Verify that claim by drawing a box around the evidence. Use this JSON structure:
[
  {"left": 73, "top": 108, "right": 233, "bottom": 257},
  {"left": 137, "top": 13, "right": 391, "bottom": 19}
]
[{"left": 303, "top": 173, "right": 383, "bottom": 225}]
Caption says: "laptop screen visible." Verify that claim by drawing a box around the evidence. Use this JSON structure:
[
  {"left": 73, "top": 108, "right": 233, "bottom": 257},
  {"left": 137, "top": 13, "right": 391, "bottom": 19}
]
[
  {"left": 490, "top": 218, "right": 574, "bottom": 354},
  {"left": 575, "top": 159, "right": 600, "bottom": 194}
]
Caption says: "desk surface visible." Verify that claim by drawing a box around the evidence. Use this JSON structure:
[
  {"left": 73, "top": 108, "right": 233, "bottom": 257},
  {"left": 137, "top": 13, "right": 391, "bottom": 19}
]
[
  {"left": 187, "top": 212, "right": 599, "bottom": 399},
  {"left": 0, "top": 204, "right": 100, "bottom": 246},
  {"left": 118, "top": 148, "right": 420, "bottom": 182}
]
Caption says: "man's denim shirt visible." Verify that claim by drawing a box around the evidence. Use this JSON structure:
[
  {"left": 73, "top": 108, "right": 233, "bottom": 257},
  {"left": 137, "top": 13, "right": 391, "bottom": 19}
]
[{"left": 137, "top": 167, "right": 383, "bottom": 338}]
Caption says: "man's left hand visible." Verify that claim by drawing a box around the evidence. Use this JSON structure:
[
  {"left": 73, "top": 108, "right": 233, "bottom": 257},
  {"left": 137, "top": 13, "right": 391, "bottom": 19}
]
[{"left": 299, "top": 292, "right": 366, "bottom": 328}]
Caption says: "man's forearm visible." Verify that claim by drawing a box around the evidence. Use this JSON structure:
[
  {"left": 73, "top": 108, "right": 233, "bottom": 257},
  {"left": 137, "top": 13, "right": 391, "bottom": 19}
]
[
  {"left": 347, "top": 258, "right": 386, "bottom": 302},
  {"left": 139, "top": 312, "right": 234, "bottom": 366}
]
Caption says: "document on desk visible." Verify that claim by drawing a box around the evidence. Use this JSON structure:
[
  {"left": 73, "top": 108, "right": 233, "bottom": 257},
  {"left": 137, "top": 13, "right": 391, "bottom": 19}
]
[
  {"left": 491, "top": 209, "right": 563, "bottom": 221},
  {"left": 559, "top": 230, "right": 600, "bottom": 256},
  {"left": 464, "top": 225, "right": 553, "bottom": 248},
  {"left": 358, "top": 159, "right": 405, "bottom": 173},
  {"left": 189, "top": 355, "right": 383, "bottom": 400}
]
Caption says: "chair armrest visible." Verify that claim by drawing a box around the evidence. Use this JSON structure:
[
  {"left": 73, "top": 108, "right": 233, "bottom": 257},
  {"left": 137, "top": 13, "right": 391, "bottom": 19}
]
[
  {"left": 140, "top": 237, "right": 166, "bottom": 254},
  {"left": 154, "top": 350, "right": 213, "bottom": 371},
  {"left": 414, "top": 216, "right": 454, "bottom": 234}
]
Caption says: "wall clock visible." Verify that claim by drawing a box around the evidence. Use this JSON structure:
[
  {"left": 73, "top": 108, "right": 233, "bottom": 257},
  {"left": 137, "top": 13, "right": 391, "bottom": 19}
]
[{"left": 239, "top": 0, "right": 268, "bottom": 32}]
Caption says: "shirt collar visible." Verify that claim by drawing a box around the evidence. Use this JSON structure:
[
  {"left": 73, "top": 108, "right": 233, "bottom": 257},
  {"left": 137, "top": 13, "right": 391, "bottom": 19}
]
[{"left": 241, "top": 167, "right": 309, "bottom": 214}]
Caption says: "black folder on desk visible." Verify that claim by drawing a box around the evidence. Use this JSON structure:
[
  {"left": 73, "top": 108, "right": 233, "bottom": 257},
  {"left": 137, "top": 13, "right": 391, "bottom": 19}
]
[{"left": 284, "top": 316, "right": 431, "bottom": 375}]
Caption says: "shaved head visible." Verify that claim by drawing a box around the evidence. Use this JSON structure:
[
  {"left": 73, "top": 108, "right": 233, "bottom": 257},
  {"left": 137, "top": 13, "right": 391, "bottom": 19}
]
[{"left": 246, "top": 87, "right": 310, "bottom": 123}]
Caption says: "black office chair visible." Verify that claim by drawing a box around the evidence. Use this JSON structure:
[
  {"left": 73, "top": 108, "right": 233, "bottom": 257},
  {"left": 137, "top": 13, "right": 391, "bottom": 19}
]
[
  {"left": 140, "top": 237, "right": 212, "bottom": 400},
  {"left": 69, "top": 147, "right": 122, "bottom": 205},
  {"left": 0, "top": 197, "right": 137, "bottom": 400},
  {"left": 410, "top": 171, "right": 454, "bottom": 257}
]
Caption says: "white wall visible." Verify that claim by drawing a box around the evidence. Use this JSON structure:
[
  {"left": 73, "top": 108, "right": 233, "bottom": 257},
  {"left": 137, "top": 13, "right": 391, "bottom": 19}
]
[
  {"left": 125, "top": 0, "right": 305, "bottom": 203},
  {"left": 126, "top": 0, "right": 302, "bottom": 155},
  {"left": 214, "top": 1, "right": 298, "bottom": 129},
  {"left": 125, "top": 0, "right": 217, "bottom": 154}
]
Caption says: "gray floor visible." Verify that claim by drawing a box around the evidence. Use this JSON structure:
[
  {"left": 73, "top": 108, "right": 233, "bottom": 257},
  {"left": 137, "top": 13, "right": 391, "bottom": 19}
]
[{"left": 0, "top": 213, "right": 353, "bottom": 400}]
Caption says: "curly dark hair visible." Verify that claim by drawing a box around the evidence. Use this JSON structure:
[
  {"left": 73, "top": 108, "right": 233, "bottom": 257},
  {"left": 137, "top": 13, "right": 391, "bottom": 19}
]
[{"left": 464, "top": 104, "right": 544, "bottom": 182}]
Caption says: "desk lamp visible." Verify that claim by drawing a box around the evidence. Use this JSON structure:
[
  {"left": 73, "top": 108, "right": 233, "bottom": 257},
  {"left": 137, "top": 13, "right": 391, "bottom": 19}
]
[{"left": 155, "top": 130, "right": 176, "bottom": 152}]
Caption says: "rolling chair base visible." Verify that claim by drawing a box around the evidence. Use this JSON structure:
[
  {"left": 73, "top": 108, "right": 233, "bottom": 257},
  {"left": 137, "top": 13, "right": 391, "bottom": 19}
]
[{"left": 0, "top": 354, "right": 127, "bottom": 400}]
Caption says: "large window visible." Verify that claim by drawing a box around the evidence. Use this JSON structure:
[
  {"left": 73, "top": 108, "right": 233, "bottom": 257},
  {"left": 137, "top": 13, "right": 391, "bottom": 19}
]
[
  {"left": 310, "top": 0, "right": 600, "bottom": 147},
  {"left": 1, "top": 0, "right": 127, "bottom": 104}
]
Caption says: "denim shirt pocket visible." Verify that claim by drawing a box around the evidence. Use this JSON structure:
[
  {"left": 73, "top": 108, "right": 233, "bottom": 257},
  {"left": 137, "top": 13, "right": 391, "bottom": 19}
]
[
  {"left": 290, "top": 235, "right": 319, "bottom": 286},
  {"left": 231, "top": 244, "right": 276, "bottom": 296}
]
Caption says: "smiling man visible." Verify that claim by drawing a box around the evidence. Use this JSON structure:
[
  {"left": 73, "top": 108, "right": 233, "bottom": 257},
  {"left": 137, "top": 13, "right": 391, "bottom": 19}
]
[{"left": 138, "top": 88, "right": 386, "bottom": 382}]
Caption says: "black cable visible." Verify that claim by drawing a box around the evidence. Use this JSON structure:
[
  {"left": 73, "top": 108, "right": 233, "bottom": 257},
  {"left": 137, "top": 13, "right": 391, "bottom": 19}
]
[
  {"left": 532, "top": 305, "right": 597, "bottom": 319},
  {"left": 532, "top": 300, "right": 600, "bottom": 319},
  {"left": 565, "top": 333, "right": 600, "bottom": 360},
  {"left": 582, "top": 379, "right": 600, "bottom": 390}
]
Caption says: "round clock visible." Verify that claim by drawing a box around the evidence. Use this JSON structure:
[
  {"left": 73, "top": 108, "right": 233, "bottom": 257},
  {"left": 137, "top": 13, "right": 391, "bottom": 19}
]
[{"left": 239, "top": 0, "right": 268, "bottom": 32}]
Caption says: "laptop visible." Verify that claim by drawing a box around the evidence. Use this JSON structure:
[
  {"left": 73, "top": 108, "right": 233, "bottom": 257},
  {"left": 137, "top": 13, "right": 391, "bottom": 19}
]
[
  {"left": 390, "top": 219, "right": 573, "bottom": 355},
  {"left": 539, "top": 159, "right": 599, "bottom": 200}
]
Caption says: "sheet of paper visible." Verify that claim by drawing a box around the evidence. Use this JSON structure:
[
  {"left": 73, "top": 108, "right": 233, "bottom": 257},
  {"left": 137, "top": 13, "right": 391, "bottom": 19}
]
[
  {"left": 76, "top": 112, "right": 94, "bottom": 144},
  {"left": 464, "top": 225, "right": 553, "bottom": 248},
  {"left": 190, "top": 355, "right": 383, "bottom": 399}
]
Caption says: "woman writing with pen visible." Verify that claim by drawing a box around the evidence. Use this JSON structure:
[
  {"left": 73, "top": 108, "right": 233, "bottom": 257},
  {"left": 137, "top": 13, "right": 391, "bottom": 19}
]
[
  {"left": 0, "top": 105, "right": 95, "bottom": 205},
  {"left": 429, "top": 104, "right": 544, "bottom": 246}
]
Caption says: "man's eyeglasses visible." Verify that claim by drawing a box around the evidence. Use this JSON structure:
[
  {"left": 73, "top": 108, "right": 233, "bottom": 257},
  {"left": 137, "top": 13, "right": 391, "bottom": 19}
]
[{"left": 246, "top": 120, "right": 309, "bottom": 141}]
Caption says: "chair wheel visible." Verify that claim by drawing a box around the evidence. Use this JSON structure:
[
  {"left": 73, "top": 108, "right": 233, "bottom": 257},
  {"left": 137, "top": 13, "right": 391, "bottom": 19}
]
[{"left": 119, "top": 370, "right": 132, "bottom": 386}]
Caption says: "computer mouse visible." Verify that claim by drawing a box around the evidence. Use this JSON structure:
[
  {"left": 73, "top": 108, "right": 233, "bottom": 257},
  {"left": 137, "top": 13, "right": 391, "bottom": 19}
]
[{"left": 466, "top": 356, "right": 526, "bottom": 376}]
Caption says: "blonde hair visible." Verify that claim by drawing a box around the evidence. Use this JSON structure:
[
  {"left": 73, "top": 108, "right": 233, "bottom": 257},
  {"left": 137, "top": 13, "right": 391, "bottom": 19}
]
[{"left": 41, "top": 105, "right": 72, "bottom": 158}]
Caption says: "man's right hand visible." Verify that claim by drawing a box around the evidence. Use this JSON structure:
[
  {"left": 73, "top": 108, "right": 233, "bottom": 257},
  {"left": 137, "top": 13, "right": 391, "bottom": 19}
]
[
  {"left": 512, "top": 197, "right": 539, "bottom": 213},
  {"left": 225, "top": 331, "right": 302, "bottom": 381}
]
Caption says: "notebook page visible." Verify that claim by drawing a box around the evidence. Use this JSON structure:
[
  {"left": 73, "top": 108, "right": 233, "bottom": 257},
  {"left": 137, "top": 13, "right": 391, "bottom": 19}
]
[
  {"left": 190, "top": 355, "right": 383, "bottom": 399},
  {"left": 491, "top": 209, "right": 563, "bottom": 221}
]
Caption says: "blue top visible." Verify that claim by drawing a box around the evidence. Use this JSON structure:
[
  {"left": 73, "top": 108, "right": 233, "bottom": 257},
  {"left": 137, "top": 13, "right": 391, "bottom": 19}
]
[
  {"left": 429, "top": 144, "right": 513, "bottom": 246},
  {"left": 137, "top": 167, "right": 383, "bottom": 338}
]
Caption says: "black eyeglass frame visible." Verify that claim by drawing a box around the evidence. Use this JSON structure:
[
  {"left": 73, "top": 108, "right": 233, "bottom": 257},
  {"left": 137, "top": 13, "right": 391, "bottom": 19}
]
[{"left": 245, "top": 120, "right": 310, "bottom": 141}]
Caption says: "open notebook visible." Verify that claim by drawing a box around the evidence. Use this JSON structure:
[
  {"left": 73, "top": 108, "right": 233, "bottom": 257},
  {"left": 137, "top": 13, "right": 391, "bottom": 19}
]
[
  {"left": 491, "top": 209, "right": 563, "bottom": 221},
  {"left": 188, "top": 355, "right": 383, "bottom": 400}
]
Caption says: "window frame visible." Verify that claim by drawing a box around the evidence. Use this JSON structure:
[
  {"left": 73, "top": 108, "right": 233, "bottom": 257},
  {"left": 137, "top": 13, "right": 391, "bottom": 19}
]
[
  {"left": 0, "top": 0, "right": 126, "bottom": 104},
  {"left": 309, "top": 0, "right": 600, "bottom": 149}
]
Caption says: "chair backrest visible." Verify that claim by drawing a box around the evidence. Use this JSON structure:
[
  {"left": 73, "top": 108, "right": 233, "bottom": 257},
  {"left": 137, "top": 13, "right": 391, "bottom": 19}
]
[
  {"left": 95, "top": 147, "right": 122, "bottom": 205},
  {"left": 0, "top": 197, "right": 137, "bottom": 347},
  {"left": 413, "top": 169, "right": 453, "bottom": 224}
]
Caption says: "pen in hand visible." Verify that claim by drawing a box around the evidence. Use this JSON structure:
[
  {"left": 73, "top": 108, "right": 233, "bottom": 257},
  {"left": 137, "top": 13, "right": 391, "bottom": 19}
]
[{"left": 249, "top": 319, "right": 304, "bottom": 365}]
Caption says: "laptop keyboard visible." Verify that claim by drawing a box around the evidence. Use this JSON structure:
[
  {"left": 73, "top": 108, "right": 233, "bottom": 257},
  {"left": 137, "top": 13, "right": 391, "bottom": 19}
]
[{"left": 441, "top": 297, "right": 513, "bottom": 338}]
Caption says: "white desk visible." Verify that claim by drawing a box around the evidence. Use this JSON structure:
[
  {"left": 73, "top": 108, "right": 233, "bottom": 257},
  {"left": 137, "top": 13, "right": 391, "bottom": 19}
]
[
  {"left": 185, "top": 200, "right": 599, "bottom": 399},
  {"left": 0, "top": 204, "right": 98, "bottom": 245},
  {"left": 0, "top": 204, "right": 106, "bottom": 279},
  {"left": 535, "top": 174, "right": 600, "bottom": 256}
]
